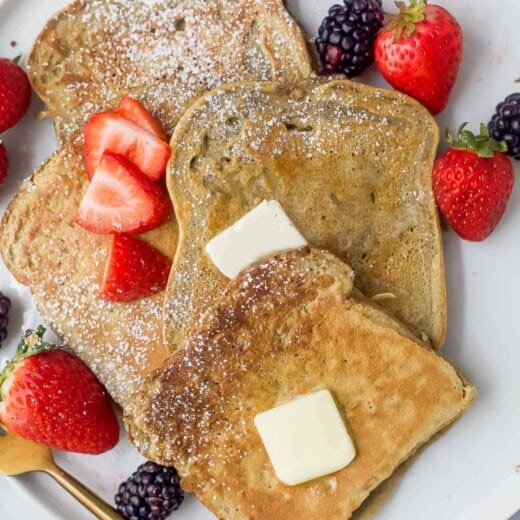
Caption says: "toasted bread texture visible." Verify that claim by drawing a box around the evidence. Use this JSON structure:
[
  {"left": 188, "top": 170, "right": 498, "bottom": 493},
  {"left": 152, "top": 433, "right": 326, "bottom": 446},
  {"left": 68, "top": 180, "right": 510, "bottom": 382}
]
[
  {"left": 0, "top": 133, "right": 177, "bottom": 408},
  {"left": 164, "top": 78, "right": 446, "bottom": 349},
  {"left": 27, "top": 0, "right": 313, "bottom": 142},
  {"left": 127, "top": 248, "right": 475, "bottom": 520}
]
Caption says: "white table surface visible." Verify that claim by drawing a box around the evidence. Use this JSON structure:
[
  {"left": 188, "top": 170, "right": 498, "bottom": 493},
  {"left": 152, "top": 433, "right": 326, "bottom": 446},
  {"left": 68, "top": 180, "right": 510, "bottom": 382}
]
[{"left": 1, "top": 475, "right": 56, "bottom": 520}]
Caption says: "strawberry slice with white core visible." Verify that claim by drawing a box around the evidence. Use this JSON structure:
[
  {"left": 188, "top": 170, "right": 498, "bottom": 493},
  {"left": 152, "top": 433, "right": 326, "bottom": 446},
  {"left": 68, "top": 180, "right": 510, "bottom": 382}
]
[
  {"left": 115, "top": 97, "right": 168, "bottom": 141},
  {"left": 75, "top": 151, "right": 172, "bottom": 235},
  {"left": 101, "top": 235, "right": 172, "bottom": 302},
  {"left": 84, "top": 112, "right": 171, "bottom": 181}
]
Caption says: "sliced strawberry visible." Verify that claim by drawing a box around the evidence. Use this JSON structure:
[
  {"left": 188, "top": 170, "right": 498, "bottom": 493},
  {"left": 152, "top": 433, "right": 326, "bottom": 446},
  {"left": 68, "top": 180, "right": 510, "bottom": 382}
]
[
  {"left": 75, "top": 151, "right": 172, "bottom": 235},
  {"left": 100, "top": 235, "right": 172, "bottom": 302},
  {"left": 84, "top": 112, "right": 171, "bottom": 181},
  {"left": 115, "top": 97, "right": 168, "bottom": 141}
]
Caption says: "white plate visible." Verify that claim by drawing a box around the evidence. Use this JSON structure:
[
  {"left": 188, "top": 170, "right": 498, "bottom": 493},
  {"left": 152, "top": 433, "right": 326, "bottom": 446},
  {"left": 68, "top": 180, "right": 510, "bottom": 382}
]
[{"left": 1, "top": 0, "right": 520, "bottom": 519}]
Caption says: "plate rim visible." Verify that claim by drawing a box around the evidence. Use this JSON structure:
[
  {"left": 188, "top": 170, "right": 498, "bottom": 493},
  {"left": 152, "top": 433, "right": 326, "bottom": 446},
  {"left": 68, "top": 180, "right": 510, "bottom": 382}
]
[{"left": 0, "top": 0, "right": 519, "bottom": 519}]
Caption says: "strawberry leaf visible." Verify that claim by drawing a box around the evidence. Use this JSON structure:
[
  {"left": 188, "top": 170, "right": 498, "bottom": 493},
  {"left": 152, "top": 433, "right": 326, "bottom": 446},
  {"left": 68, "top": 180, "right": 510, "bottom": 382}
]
[
  {"left": 446, "top": 122, "right": 508, "bottom": 158},
  {"left": 384, "top": 0, "right": 427, "bottom": 41},
  {"left": 0, "top": 326, "right": 55, "bottom": 401}
]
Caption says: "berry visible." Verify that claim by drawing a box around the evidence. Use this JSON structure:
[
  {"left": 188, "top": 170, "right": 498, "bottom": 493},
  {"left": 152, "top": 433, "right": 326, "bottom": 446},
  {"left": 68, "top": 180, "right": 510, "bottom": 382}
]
[
  {"left": 0, "top": 326, "right": 119, "bottom": 454},
  {"left": 75, "top": 151, "right": 172, "bottom": 235},
  {"left": 488, "top": 93, "right": 520, "bottom": 160},
  {"left": 100, "top": 235, "right": 172, "bottom": 302},
  {"left": 0, "top": 142, "right": 8, "bottom": 187},
  {"left": 115, "top": 97, "right": 168, "bottom": 141},
  {"left": 84, "top": 111, "right": 171, "bottom": 181},
  {"left": 0, "top": 56, "right": 31, "bottom": 133},
  {"left": 0, "top": 292, "right": 11, "bottom": 345},
  {"left": 374, "top": 1, "right": 463, "bottom": 115},
  {"left": 433, "top": 124, "right": 514, "bottom": 241},
  {"left": 114, "top": 461, "right": 184, "bottom": 519},
  {"left": 316, "top": 0, "right": 384, "bottom": 77}
]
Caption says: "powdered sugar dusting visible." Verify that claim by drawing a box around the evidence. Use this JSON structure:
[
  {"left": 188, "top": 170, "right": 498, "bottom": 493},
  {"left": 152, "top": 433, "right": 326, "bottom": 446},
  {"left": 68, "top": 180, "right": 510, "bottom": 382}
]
[
  {"left": 4, "top": 137, "right": 173, "bottom": 407},
  {"left": 29, "top": 0, "right": 312, "bottom": 141},
  {"left": 164, "top": 79, "right": 442, "bottom": 349},
  {"left": 128, "top": 248, "right": 362, "bottom": 510}
]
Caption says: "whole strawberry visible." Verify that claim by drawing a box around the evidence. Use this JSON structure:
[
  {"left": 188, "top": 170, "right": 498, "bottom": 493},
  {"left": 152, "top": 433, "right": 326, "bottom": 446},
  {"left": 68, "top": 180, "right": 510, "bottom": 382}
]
[
  {"left": 433, "top": 124, "right": 514, "bottom": 241},
  {"left": 0, "top": 56, "right": 31, "bottom": 133},
  {"left": 0, "top": 142, "right": 7, "bottom": 186},
  {"left": 0, "top": 326, "right": 119, "bottom": 454},
  {"left": 374, "top": 0, "right": 462, "bottom": 115}
]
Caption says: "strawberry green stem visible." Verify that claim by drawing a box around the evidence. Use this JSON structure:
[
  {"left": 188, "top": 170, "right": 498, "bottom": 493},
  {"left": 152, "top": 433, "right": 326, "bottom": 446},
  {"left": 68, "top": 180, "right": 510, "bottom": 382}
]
[
  {"left": 0, "top": 326, "right": 53, "bottom": 401},
  {"left": 447, "top": 123, "right": 508, "bottom": 159},
  {"left": 383, "top": 0, "right": 427, "bottom": 40}
]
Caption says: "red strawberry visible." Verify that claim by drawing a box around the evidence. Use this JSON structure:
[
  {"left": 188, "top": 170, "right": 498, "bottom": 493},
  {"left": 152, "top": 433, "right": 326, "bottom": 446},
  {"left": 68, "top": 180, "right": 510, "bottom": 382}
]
[
  {"left": 100, "top": 235, "right": 172, "bottom": 302},
  {"left": 0, "top": 142, "right": 8, "bottom": 186},
  {"left": 374, "top": 1, "right": 462, "bottom": 115},
  {"left": 0, "top": 327, "right": 119, "bottom": 454},
  {"left": 75, "top": 151, "right": 172, "bottom": 235},
  {"left": 433, "top": 124, "right": 514, "bottom": 241},
  {"left": 115, "top": 97, "right": 168, "bottom": 141},
  {"left": 0, "top": 56, "right": 31, "bottom": 132},
  {"left": 84, "top": 111, "right": 171, "bottom": 181}
]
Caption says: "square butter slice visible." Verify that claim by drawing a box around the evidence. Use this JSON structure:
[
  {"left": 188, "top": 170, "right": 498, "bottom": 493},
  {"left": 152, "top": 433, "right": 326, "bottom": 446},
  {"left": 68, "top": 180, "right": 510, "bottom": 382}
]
[
  {"left": 254, "top": 389, "right": 356, "bottom": 486},
  {"left": 205, "top": 200, "right": 307, "bottom": 279}
]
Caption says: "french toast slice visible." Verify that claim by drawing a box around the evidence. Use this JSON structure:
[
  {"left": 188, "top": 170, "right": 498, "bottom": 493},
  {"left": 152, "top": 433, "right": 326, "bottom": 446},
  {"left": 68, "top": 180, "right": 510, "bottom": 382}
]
[
  {"left": 126, "top": 247, "right": 475, "bottom": 520},
  {"left": 27, "top": 0, "right": 313, "bottom": 143},
  {"left": 0, "top": 132, "right": 178, "bottom": 408},
  {"left": 164, "top": 78, "right": 446, "bottom": 349}
]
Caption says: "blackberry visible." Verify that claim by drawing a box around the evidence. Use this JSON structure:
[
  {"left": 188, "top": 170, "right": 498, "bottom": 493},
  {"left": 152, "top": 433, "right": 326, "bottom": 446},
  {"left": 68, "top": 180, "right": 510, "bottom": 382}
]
[
  {"left": 115, "top": 462, "right": 184, "bottom": 520},
  {"left": 316, "top": 0, "right": 384, "bottom": 77},
  {"left": 488, "top": 93, "right": 520, "bottom": 160},
  {"left": 0, "top": 292, "right": 11, "bottom": 346}
]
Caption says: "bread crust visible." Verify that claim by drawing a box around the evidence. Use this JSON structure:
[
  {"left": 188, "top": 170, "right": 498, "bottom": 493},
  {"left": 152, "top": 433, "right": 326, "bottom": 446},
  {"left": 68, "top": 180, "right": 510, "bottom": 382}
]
[{"left": 164, "top": 78, "right": 446, "bottom": 349}]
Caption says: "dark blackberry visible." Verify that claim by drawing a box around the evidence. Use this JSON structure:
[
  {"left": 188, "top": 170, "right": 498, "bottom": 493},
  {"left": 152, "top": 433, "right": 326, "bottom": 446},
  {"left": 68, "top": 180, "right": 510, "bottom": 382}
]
[
  {"left": 316, "top": 0, "right": 384, "bottom": 77},
  {"left": 114, "top": 462, "right": 184, "bottom": 520},
  {"left": 0, "top": 292, "right": 11, "bottom": 346},
  {"left": 488, "top": 93, "right": 520, "bottom": 160}
]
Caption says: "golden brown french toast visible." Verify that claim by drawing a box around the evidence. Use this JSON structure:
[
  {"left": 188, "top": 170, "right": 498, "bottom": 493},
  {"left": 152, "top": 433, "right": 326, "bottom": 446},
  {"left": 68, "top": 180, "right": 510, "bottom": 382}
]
[
  {"left": 27, "top": 0, "right": 313, "bottom": 142},
  {"left": 127, "top": 247, "right": 474, "bottom": 520},
  {"left": 164, "top": 78, "right": 446, "bottom": 349}
]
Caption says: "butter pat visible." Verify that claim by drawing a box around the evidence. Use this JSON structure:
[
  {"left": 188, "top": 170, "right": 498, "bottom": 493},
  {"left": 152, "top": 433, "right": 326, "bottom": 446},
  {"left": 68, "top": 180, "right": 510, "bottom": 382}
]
[
  {"left": 254, "top": 389, "right": 356, "bottom": 486},
  {"left": 205, "top": 200, "right": 307, "bottom": 279}
]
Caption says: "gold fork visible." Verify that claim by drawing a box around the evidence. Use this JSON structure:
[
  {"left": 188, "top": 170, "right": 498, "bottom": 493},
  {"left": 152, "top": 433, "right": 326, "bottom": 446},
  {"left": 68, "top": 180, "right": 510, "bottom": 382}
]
[{"left": 0, "top": 424, "right": 121, "bottom": 519}]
